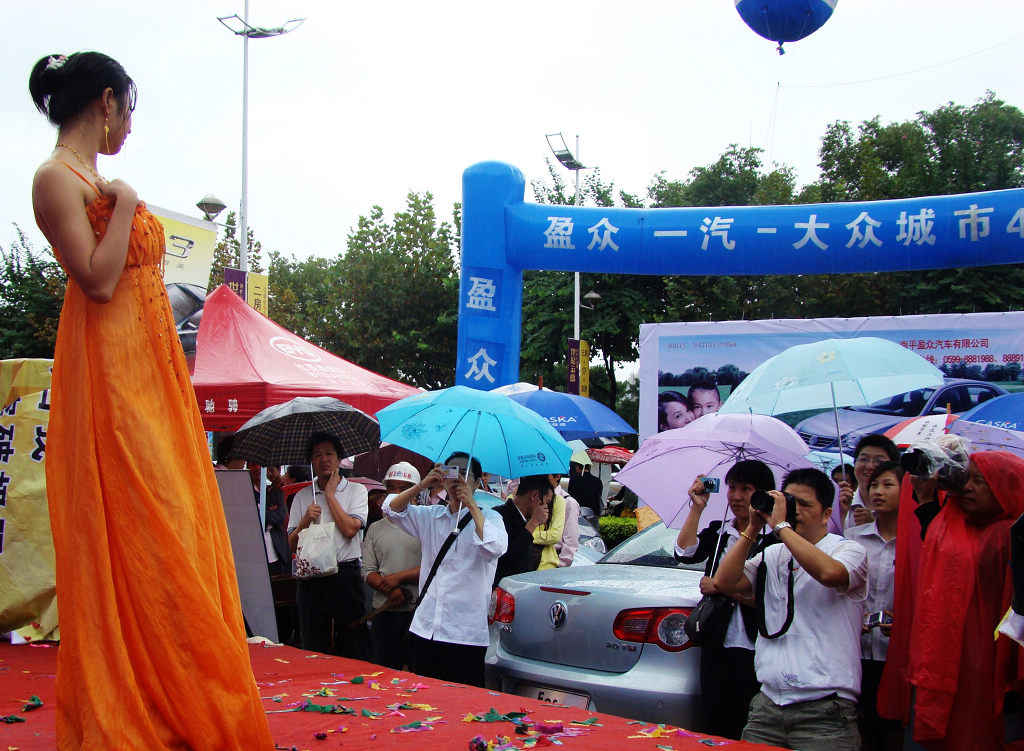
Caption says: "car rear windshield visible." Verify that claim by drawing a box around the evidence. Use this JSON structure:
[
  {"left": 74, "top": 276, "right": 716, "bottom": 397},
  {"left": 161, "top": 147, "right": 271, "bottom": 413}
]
[{"left": 599, "top": 522, "right": 707, "bottom": 571}]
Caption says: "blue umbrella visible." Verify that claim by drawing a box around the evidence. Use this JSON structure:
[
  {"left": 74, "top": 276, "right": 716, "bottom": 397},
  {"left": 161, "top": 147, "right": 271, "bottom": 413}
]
[
  {"left": 719, "top": 336, "right": 944, "bottom": 456},
  {"left": 375, "top": 385, "right": 572, "bottom": 479},
  {"left": 507, "top": 388, "right": 636, "bottom": 440},
  {"left": 956, "top": 392, "right": 1024, "bottom": 432}
]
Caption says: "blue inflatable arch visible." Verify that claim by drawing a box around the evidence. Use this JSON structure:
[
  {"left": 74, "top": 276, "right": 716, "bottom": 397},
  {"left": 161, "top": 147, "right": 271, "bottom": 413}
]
[{"left": 456, "top": 160, "right": 1024, "bottom": 389}]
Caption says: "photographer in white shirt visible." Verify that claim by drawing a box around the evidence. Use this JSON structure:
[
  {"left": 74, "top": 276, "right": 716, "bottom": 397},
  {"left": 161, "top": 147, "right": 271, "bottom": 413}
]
[
  {"left": 382, "top": 452, "right": 507, "bottom": 687},
  {"left": 713, "top": 467, "right": 868, "bottom": 751}
]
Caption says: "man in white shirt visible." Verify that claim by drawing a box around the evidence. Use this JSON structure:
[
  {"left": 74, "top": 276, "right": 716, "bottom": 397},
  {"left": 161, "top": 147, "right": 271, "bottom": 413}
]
[
  {"left": 383, "top": 452, "right": 508, "bottom": 687},
  {"left": 287, "top": 432, "right": 369, "bottom": 658},
  {"left": 713, "top": 467, "right": 868, "bottom": 751}
]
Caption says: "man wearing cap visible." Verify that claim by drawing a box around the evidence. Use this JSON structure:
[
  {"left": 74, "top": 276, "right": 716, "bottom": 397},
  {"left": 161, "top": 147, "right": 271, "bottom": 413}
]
[{"left": 361, "top": 462, "right": 423, "bottom": 669}]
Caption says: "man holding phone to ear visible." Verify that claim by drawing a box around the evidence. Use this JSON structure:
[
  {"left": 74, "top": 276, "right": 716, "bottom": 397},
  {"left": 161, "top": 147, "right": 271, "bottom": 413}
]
[{"left": 382, "top": 452, "right": 507, "bottom": 687}]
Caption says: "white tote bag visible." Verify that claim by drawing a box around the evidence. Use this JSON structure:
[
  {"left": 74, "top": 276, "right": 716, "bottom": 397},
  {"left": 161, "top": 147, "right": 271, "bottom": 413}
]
[{"left": 293, "top": 482, "right": 338, "bottom": 578}]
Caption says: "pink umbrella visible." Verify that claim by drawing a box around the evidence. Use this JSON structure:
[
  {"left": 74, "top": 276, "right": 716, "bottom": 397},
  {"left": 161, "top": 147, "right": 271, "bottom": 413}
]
[
  {"left": 618, "top": 412, "right": 811, "bottom": 530},
  {"left": 884, "top": 412, "right": 958, "bottom": 448}
]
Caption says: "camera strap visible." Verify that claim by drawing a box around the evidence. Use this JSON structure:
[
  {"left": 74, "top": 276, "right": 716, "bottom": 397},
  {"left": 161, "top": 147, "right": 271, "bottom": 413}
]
[
  {"left": 756, "top": 555, "right": 795, "bottom": 639},
  {"left": 415, "top": 513, "right": 473, "bottom": 609}
]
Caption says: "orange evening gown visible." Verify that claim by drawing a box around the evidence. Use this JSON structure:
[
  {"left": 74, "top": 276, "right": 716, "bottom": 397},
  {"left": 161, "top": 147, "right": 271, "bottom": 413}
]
[{"left": 44, "top": 166, "right": 274, "bottom": 750}]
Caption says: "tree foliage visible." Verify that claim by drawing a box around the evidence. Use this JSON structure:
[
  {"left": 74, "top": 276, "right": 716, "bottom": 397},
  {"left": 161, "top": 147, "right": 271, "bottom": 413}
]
[
  {"left": 0, "top": 227, "right": 66, "bottom": 359},
  {"left": 267, "top": 193, "right": 460, "bottom": 390},
  {"left": 206, "top": 211, "right": 264, "bottom": 293}
]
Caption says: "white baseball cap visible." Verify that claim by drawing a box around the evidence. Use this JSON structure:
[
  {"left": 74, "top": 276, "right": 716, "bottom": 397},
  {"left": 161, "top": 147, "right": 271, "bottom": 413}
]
[{"left": 384, "top": 461, "right": 421, "bottom": 486}]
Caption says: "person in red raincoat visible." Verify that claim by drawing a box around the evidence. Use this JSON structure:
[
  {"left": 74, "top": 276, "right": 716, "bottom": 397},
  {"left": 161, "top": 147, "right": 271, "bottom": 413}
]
[{"left": 900, "top": 451, "right": 1024, "bottom": 749}]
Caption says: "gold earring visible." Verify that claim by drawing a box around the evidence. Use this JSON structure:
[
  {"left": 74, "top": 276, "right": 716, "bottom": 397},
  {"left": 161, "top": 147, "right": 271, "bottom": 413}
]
[{"left": 104, "top": 118, "right": 111, "bottom": 152}]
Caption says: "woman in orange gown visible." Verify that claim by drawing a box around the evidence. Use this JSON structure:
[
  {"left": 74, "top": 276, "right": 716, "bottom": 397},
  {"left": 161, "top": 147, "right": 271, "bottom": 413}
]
[{"left": 29, "top": 52, "right": 274, "bottom": 750}]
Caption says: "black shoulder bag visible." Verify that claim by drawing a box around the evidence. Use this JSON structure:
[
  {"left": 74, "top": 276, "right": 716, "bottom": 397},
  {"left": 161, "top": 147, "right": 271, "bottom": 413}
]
[
  {"left": 684, "top": 525, "right": 736, "bottom": 647},
  {"left": 755, "top": 552, "right": 795, "bottom": 639},
  {"left": 414, "top": 514, "right": 473, "bottom": 609}
]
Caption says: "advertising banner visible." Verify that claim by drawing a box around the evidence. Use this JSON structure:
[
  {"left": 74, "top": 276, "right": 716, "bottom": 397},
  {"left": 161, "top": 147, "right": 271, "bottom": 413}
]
[
  {"left": 579, "top": 340, "right": 591, "bottom": 398},
  {"left": 246, "top": 272, "right": 269, "bottom": 316},
  {"left": 149, "top": 205, "right": 219, "bottom": 292},
  {"left": 638, "top": 312, "right": 1024, "bottom": 441},
  {"left": 566, "top": 338, "right": 580, "bottom": 394},
  {"left": 223, "top": 267, "right": 247, "bottom": 301},
  {"left": 0, "top": 359, "right": 57, "bottom": 641}
]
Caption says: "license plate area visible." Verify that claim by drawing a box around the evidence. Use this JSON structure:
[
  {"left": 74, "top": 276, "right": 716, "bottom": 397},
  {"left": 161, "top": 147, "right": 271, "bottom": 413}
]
[{"left": 514, "top": 682, "right": 591, "bottom": 709}]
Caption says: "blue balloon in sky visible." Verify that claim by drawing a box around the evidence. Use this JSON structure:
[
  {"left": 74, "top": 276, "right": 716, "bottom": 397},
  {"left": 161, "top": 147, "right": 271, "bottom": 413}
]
[{"left": 735, "top": 0, "right": 837, "bottom": 53}]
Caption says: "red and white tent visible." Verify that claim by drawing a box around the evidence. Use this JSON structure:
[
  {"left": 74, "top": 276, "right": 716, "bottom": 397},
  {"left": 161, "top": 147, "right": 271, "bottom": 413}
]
[{"left": 191, "top": 285, "right": 420, "bottom": 431}]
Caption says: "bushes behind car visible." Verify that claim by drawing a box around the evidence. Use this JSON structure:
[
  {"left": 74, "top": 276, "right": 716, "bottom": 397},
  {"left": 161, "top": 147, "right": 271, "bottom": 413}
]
[{"left": 599, "top": 516, "right": 638, "bottom": 550}]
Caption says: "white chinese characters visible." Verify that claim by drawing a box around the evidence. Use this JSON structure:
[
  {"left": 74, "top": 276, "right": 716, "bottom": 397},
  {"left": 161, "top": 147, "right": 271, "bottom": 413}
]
[
  {"left": 543, "top": 217, "right": 575, "bottom": 249},
  {"left": 587, "top": 218, "right": 620, "bottom": 251},
  {"left": 464, "top": 347, "right": 497, "bottom": 384},
  {"left": 700, "top": 216, "right": 736, "bottom": 250},
  {"left": 465, "top": 276, "right": 498, "bottom": 312}
]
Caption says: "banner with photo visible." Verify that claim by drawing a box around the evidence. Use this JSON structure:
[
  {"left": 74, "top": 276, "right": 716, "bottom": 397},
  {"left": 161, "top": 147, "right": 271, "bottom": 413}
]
[
  {"left": 638, "top": 312, "right": 1024, "bottom": 441},
  {"left": 149, "top": 204, "right": 219, "bottom": 292}
]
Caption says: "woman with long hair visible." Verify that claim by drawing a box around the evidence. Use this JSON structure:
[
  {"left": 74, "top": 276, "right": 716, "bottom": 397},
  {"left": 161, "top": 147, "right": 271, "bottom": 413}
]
[{"left": 30, "top": 52, "right": 273, "bottom": 749}]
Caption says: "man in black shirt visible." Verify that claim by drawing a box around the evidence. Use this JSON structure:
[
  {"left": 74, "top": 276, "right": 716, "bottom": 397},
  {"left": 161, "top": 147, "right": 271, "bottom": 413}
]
[
  {"left": 493, "top": 475, "right": 552, "bottom": 588},
  {"left": 568, "top": 461, "right": 603, "bottom": 518}
]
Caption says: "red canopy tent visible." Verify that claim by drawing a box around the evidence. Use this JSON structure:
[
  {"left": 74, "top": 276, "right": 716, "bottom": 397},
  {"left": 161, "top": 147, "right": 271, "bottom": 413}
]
[{"left": 191, "top": 285, "right": 420, "bottom": 431}]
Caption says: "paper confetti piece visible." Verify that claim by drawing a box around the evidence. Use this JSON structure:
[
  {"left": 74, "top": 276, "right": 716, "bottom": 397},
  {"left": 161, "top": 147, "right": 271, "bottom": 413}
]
[
  {"left": 350, "top": 676, "right": 364, "bottom": 684},
  {"left": 570, "top": 717, "right": 600, "bottom": 726},
  {"left": 273, "top": 658, "right": 290, "bottom": 664}
]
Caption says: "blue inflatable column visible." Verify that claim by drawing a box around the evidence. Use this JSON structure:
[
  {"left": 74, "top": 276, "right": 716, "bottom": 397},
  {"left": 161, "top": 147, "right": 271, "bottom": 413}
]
[{"left": 456, "top": 162, "right": 525, "bottom": 390}]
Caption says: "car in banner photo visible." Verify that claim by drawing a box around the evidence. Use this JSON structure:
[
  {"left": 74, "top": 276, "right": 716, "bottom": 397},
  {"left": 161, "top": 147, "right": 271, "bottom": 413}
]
[
  {"left": 486, "top": 522, "right": 705, "bottom": 727},
  {"left": 793, "top": 378, "right": 1007, "bottom": 452}
]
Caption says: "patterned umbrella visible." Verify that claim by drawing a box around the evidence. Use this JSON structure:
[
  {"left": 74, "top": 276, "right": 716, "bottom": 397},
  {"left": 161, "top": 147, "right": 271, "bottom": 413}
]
[
  {"left": 884, "top": 412, "right": 958, "bottom": 448},
  {"left": 229, "top": 396, "right": 380, "bottom": 467}
]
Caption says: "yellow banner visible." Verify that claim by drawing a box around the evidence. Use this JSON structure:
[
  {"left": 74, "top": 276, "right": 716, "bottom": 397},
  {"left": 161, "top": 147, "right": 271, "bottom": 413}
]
[
  {"left": 149, "top": 204, "right": 219, "bottom": 292},
  {"left": 246, "top": 272, "right": 269, "bottom": 316},
  {"left": 0, "top": 359, "right": 58, "bottom": 641},
  {"left": 580, "top": 339, "right": 591, "bottom": 398}
]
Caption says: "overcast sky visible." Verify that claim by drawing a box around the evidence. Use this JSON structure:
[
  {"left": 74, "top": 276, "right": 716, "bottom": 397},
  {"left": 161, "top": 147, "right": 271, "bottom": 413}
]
[{"left": 5, "top": 1, "right": 1024, "bottom": 262}]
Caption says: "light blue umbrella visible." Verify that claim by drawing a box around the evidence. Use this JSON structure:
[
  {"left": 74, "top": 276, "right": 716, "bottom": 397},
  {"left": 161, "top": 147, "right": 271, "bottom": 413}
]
[
  {"left": 719, "top": 336, "right": 944, "bottom": 457},
  {"left": 376, "top": 385, "right": 572, "bottom": 479}
]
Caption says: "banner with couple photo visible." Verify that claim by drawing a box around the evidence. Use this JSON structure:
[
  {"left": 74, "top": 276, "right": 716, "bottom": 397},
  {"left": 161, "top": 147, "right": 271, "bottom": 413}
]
[{"left": 638, "top": 311, "right": 1024, "bottom": 441}]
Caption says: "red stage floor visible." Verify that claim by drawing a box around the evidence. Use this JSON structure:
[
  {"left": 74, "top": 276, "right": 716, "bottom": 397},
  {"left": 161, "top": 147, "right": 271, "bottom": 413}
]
[{"left": 0, "top": 641, "right": 777, "bottom": 750}]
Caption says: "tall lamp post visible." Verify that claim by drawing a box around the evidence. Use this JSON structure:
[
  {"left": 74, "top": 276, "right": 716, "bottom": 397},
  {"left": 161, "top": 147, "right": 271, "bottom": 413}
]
[
  {"left": 545, "top": 132, "right": 587, "bottom": 339},
  {"left": 218, "top": 5, "right": 303, "bottom": 272}
]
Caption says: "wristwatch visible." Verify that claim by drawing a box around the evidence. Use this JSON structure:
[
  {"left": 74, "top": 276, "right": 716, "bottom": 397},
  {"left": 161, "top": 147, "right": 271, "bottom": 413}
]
[{"left": 773, "top": 521, "right": 792, "bottom": 533}]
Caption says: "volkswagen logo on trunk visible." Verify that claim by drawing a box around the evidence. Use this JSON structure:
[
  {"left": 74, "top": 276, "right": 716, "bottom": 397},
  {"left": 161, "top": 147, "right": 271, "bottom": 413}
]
[{"left": 549, "top": 601, "right": 567, "bottom": 630}]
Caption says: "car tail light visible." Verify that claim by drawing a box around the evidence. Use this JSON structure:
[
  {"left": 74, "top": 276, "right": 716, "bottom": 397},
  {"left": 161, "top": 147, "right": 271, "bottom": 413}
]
[
  {"left": 489, "top": 587, "right": 516, "bottom": 624},
  {"left": 612, "top": 607, "right": 694, "bottom": 652}
]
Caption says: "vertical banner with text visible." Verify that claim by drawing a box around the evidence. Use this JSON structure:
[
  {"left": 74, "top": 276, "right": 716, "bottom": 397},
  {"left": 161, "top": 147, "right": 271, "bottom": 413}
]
[
  {"left": 223, "top": 268, "right": 247, "bottom": 301},
  {"left": 567, "top": 338, "right": 580, "bottom": 395},
  {"left": 579, "top": 339, "right": 590, "bottom": 398},
  {"left": 246, "top": 272, "right": 269, "bottom": 316}
]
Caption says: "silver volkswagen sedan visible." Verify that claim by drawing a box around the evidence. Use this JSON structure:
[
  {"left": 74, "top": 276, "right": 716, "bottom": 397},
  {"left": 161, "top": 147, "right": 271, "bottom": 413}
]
[{"left": 486, "top": 522, "right": 706, "bottom": 727}]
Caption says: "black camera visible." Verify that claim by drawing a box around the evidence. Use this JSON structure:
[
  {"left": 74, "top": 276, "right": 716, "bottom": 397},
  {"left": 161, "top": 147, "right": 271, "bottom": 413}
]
[
  {"left": 750, "top": 489, "right": 798, "bottom": 527},
  {"left": 900, "top": 446, "right": 969, "bottom": 491}
]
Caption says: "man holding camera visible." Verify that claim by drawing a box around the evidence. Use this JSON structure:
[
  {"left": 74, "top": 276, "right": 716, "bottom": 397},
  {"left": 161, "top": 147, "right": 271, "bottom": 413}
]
[
  {"left": 713, "top": 468, "right": 868, "bottom": 751},
  {"left": 382, "top": 452, "right": 507, "bottom": 687}
]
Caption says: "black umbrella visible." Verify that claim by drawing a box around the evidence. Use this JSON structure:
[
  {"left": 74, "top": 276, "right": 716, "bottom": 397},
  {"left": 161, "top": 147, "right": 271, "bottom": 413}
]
[{"left": 229, "top": 396, "right": 380, "bottom": 467}]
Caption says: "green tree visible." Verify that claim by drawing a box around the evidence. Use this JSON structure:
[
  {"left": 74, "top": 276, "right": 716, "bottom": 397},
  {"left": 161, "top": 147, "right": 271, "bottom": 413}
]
[
  {"left": 330, "top": 192, "right": 460, "bottom": 389},
  {"left": 813, "top": 92, "right": 1024, "bottom": 315},
  {"left": 206, "top": 211, "right": 264, "bottom": 293},
  {"left": 0, "top": 227, "right": 66, "bottom": 359}
]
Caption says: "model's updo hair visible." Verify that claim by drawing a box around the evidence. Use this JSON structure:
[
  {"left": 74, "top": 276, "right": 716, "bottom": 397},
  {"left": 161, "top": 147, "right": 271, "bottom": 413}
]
[{"left": 29, "top": 52, "right": 136, "bottom": 128}]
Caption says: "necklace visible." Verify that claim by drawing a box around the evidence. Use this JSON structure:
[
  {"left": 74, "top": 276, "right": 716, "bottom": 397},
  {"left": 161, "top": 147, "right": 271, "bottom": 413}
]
[{"left": 56, "top": 143, "right": 104, "bottom": 184}]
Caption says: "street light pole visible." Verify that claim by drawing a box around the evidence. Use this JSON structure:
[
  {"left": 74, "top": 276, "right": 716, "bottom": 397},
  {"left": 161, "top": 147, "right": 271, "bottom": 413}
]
[
  {"left": 240, "top": 0, "right": 250, "bottom": 271},
  {"left": 217, "top": 7, "right": 304, "bottom": 273},
  {"left": 545, "top": 132, "right": 587, "bottom": 339},
  {"left": 573, "top": 134, "right": 581, "bottom": 341}
]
